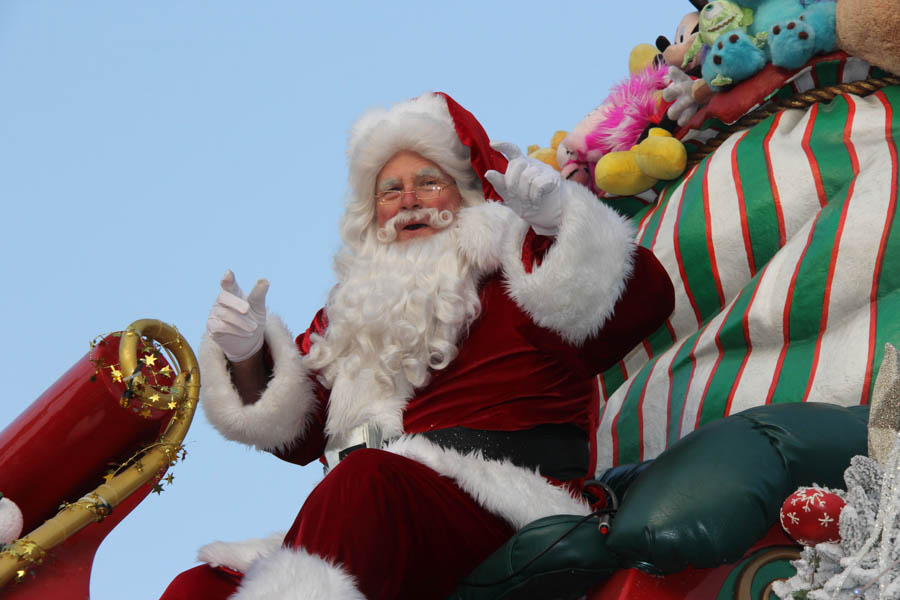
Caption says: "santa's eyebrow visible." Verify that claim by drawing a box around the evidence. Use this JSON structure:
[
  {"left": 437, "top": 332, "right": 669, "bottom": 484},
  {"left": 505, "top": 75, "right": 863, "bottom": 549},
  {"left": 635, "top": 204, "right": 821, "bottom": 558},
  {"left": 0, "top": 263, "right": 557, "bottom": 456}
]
[
  {"left": 376, "top": 177, "right": 402, "bottom": 193},
  {"left": 415, "top": 167, "right": 447, "bottom": 180}
]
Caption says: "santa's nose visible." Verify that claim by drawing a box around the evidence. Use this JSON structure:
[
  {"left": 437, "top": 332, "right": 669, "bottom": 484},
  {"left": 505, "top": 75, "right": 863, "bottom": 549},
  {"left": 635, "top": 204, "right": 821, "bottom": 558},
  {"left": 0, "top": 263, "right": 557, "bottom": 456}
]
[{"left": 399, "top": 190, "right": 422, "bottom": 209}]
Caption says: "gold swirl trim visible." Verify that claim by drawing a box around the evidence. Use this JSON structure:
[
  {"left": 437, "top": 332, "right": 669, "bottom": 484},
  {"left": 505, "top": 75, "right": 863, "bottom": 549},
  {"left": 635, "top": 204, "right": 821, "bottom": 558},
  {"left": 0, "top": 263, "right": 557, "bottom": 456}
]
[{"left": 0, "top": 319, "right": 200, "bottom": 587}]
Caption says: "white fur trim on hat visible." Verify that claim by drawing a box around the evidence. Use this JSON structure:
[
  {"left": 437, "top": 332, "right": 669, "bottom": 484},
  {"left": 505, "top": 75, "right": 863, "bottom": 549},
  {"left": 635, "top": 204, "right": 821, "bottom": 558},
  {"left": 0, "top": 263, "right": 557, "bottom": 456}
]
[
  {"left": 0, "top": 495, "right": 24, "bottom": 545},
  {"left": 501, "top": 180, "right": 636, "bottom": 345},
  {"left": 231, "top": 546, "right": 365, "bottom": 600},
  {"left": 200, "top": 315, "right": 318, "bottom": 453},
  {"left": 385, "top": 435, "right": 590, "bottom": 529}
]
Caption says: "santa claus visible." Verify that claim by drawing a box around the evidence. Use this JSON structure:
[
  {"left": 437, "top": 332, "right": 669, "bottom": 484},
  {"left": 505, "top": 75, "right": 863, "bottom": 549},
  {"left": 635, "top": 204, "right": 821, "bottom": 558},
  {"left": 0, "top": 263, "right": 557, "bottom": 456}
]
[{"left": 161, "top": 92, "right": 674, "bottom": 599}]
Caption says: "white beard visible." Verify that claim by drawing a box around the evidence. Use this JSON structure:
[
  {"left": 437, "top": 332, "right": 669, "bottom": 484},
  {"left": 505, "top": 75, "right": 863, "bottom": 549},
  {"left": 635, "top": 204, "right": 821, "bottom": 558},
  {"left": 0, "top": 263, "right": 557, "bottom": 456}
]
[{"left": 304, "top": 216, "right": 482, "bottom": 440}]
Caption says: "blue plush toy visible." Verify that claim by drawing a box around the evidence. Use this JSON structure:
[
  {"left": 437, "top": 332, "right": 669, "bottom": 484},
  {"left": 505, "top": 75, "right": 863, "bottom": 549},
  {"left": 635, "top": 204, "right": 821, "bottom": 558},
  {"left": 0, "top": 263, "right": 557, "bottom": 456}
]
[{"left": 700, "top": 0, "right": 838, "bottom": 90}]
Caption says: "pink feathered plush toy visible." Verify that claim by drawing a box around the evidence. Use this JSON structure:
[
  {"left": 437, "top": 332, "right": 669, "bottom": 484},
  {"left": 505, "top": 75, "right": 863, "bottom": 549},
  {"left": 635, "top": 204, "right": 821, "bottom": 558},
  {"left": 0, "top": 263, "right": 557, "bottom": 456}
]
[{"left": 558, "top": 58, "right": 681, "bottom": 195}]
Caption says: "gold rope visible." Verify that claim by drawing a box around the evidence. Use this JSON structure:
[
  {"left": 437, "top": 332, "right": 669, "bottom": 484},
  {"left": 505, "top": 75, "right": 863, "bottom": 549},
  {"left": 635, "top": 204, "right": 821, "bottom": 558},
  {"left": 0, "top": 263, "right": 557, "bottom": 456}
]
[{"left": 686, "top": 75, "right": 900, "bottom": 168}]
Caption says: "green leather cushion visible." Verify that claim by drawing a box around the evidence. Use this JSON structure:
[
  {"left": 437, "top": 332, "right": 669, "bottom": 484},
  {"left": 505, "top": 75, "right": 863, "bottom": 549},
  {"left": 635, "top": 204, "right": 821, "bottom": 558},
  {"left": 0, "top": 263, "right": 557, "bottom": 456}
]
[{"left": 605, "top": 402, "right": 869, "bottom": 573}]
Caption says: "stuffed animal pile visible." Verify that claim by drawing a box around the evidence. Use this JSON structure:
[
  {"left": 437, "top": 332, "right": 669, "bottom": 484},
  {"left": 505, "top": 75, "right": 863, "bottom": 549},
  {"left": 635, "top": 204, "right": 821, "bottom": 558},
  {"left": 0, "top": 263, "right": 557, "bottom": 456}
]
[{"left": 546, "top": 0, "right": 900, "bottom": 198}]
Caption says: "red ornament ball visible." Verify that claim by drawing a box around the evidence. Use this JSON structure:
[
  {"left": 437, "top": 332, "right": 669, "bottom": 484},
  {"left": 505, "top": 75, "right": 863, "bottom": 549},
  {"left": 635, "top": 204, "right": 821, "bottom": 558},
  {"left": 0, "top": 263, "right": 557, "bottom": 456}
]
[{"left": 780, "top": 486, "right": 845, "bottom": 546}]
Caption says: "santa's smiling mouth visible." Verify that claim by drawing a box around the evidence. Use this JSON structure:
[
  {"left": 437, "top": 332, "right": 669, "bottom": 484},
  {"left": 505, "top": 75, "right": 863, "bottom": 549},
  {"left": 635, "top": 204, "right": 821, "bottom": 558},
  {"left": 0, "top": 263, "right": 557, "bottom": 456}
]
[{"left": 404, "top": 223, "right": 427, "bottom": 231}]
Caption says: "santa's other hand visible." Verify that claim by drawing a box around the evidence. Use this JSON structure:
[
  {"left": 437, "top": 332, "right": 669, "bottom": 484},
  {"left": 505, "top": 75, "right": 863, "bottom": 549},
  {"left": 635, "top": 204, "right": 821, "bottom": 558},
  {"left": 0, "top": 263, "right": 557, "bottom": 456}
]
[
  {"left": 485, "top": 141, "right": 562, "bottom": 236},
  {"left": 207, "top": 270, "right": 269, "bottom": 362}
]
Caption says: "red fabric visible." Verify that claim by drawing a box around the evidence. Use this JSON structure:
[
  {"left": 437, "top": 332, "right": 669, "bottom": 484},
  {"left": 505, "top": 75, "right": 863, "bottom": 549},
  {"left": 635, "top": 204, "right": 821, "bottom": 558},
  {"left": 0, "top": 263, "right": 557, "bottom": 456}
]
[
  {"left": 436, "top": 92, "right": 508, "bottom": 202},
  {"left": 521, "top": 228, "right": 554, "bottom": 273},
  {"left": 159, "top": 564, "right": 243, "bottom": 600},
  {"left": 284, "top": 448, "right": 515, "bottom": 600}
]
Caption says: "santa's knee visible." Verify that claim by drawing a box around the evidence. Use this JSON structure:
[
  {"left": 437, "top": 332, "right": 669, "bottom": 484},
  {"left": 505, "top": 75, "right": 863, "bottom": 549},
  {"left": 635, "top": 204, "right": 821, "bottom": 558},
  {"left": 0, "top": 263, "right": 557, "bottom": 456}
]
[{"left": 302, "top": 449, "right": 424, "bottom": 516}]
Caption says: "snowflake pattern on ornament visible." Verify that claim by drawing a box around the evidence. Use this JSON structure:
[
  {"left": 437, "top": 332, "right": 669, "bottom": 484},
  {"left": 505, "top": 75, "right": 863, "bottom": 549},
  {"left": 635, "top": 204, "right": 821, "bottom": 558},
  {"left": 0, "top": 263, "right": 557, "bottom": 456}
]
[
  {"left": 780, "top": 487, "right": 844, "bottom": 546},
  {"left": 794, "top": 488, "right": 828, "bottom": 512}
]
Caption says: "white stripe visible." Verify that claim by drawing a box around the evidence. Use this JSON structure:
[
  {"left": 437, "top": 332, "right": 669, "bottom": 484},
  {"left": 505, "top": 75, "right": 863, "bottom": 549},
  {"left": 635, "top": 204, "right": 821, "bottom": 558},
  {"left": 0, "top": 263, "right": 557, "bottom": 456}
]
[
  {"left": 704, "top": 132, "right": 754, "bottom": 303},
  {"left": 636, "top": 183, "right": 674, "bottom": 242},
  {"left": 623, "top": 341, "right": 650, "bottom": 381},
  {"left": 727, "top": 214, "right": 819, "bottom": 414},
  {"left": 649, "top": 164, "right": 704, "bottom": 340},
  {"left": 842, "top": 57, "right": 871, "bottom": 84},
  {"left": 677, "top": 294, "right": 744, "bottom": 438},
  {"left": 805, "top": 94, "right": 892, "bottom": 402},
  {"left": 638, "top": 337, "right": 688, "bottom": 458},
  {"left": 598, "top": 333, "right": 691, "bottom": 468},
  {"left": 595, "top": 368, "right": 639, "bottom": 470},
  {"left": 787, "top": 66, "right": 815, "bottom": 92},
  {"left": 635, "top": 188, "right": 660, "bottom": 204},
  {"left": 636, "top": 358, "right": 665, "bottom": 460},
  {"left": 682, "top": 127, "right": 720, "bottom": 145},
  {"left": 766, "top": 106, "right": 823, "bottom": 240}
]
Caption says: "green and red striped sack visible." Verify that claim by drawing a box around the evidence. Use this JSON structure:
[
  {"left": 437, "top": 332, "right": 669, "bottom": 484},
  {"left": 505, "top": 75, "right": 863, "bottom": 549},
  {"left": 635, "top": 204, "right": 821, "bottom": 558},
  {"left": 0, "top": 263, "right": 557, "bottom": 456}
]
[{"left": 595, "top": 53, "right": 900, "bottom": 470}]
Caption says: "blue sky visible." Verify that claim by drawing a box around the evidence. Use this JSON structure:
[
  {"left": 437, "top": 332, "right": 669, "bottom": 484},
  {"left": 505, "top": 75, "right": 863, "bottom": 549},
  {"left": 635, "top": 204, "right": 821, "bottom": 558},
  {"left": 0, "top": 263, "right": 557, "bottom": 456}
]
[{"left": 1, "top": 2, "right": 689, "bottom": 597}]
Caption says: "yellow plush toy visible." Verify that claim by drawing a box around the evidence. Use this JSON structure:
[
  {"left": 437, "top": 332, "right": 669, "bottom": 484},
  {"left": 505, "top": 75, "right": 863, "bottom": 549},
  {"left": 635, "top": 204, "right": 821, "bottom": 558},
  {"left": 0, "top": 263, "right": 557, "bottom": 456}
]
[
  {"left": 595, "top": 127, "right": 687, "bottom": 196},
  {"left": 527, "top": 130, "right": 568, "bottom": 171}
]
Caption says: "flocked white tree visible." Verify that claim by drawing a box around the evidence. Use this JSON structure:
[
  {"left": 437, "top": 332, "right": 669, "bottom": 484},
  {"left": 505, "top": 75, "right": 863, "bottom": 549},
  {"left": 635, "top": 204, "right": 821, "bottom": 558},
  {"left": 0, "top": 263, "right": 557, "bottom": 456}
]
[{"left": 774, "top": 344, "right": 900, "bottom": 599}]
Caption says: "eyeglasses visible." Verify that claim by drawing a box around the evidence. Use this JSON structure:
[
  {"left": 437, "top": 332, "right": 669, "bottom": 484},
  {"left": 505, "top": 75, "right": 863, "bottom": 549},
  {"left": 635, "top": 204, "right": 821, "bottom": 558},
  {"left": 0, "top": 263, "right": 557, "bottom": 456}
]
[{"left": 375, "top": 182, "right": 456, "bottom": 205}]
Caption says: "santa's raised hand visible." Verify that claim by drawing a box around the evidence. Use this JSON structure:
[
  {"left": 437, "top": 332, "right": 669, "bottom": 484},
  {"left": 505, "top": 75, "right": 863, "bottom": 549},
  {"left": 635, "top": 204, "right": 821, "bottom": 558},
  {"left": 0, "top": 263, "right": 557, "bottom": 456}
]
[
  {"left": 206, "top": 270, "right": 269, "bottom": 362},
  {"left": 485, "top": 142, "right": 563, "bottom": 236}
]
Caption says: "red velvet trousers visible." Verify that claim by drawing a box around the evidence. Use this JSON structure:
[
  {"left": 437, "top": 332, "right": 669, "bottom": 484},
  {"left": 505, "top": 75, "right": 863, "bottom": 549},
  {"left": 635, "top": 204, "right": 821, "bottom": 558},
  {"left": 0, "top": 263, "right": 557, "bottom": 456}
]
[{"left": 160, "top": 449, "right": 515, "bottom": 599}]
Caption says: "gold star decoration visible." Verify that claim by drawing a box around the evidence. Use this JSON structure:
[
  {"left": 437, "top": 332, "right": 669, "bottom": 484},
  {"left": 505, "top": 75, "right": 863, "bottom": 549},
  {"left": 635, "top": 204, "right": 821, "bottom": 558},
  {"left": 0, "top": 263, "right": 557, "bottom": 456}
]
[
  {"left": 167, "top": 400, "right": 177, "bottom": 410},
  {"left": 159, "top": 365, "right": 172, "bottom": 376},
  {"left": 164, "top": 474, "right": 175, "bottom": 485},
  {"left": 148, "top": 393, "right": 160, "bottom": 403},
  {"left": 151, "top": 483, "right": 164, "bottom": 494},
  {"left": 142, "top": 354, "right": 158, "bottom": 367},
  {"left": 109, "top": 366, "right": 123, "bottom": 382}
]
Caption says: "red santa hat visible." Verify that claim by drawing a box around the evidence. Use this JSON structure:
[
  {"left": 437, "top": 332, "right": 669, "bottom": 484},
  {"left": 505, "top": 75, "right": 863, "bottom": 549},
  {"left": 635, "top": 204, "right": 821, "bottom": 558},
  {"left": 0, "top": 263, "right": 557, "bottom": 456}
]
[{"left": 343, "top": 92, "right": 508, "bottom": 238}]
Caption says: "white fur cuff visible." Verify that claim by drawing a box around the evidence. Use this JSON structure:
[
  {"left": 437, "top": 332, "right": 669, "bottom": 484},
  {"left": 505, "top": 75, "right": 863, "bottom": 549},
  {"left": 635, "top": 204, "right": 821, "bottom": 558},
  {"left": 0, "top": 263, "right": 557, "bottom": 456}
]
[
  {"left": 0, "top": 496, "right": 24, "bottom": 544},
  {"left": 232, "top": 546, "right": 365, "bottom": 600},
  {"left": 197, "top": 532, "right": 285, "bottom": 573},
  {"left": 502, "top": 181, "right": 636, "bottom": 345},
  {"left": 200, "top": 315, "right": 317, "bottom": 452}
]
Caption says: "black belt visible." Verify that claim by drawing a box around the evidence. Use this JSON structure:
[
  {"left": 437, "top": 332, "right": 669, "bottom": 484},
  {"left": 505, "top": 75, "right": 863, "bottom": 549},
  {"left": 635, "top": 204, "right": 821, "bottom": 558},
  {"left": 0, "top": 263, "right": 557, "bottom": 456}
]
[{"left": 419, "top": 424, "right": 589, "bottom": 482}]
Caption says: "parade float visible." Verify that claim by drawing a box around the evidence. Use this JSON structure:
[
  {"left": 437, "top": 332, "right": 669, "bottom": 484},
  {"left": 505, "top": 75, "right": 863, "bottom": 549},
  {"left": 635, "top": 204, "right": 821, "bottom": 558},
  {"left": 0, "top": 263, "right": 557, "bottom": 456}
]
[{"left": 1, "top": 0, "right": 899, "bottom": 597}]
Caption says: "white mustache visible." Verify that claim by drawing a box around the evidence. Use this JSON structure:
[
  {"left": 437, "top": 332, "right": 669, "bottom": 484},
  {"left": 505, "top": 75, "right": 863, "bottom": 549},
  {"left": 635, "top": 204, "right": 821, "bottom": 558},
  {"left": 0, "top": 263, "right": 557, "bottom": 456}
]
[{"left": 376, "top": 208, "right": 455, "bottom": 243}]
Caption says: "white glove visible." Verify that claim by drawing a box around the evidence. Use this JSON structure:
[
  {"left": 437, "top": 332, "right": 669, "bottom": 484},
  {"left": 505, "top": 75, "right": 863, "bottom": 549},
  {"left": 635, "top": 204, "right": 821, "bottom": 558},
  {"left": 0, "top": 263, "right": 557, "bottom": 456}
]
[
  {"left": 485, "top": 142, "right": 563, "bottom": 236},
  {"left": 206, "top": 270, "right": 269, "bottom": 362},
  {"left": 662, "top": 67, "right": 700, "bottom": 128}
]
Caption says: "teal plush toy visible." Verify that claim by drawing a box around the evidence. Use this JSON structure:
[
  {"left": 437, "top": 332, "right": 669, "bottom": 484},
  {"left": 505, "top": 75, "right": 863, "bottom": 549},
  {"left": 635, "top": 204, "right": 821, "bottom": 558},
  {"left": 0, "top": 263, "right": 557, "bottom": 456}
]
[
  {"left": 745, "top": 0, "right": 837, "bottom": 69},
  {"left": 700, "top": 0, "right": 838, "bottom": 90}
]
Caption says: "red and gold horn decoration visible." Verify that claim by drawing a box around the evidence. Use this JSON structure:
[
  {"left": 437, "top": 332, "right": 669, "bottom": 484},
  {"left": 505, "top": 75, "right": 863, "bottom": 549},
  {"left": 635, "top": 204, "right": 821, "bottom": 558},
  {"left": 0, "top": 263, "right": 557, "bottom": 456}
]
[{"left": 0, "top": 320, "right": 199, "bottom": 596}]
